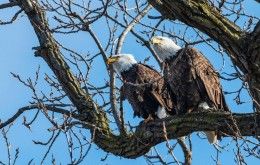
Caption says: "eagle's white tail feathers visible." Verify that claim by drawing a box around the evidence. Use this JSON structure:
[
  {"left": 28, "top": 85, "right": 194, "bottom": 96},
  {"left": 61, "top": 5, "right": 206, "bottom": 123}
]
[
  {"left": 198, "top": 102, "right": 210, "bottom": 110},
  {"left": 204, "top": 131, "right": 218, "bottom": 144},
  {"left": 157, "top": 106, "right": 218, "bottom": 144},
  {"left": 156, "top": 106, "right": 168, "bottom": 119},
  {"left": 199, "top": 102, "right": 218, "bottom": 144}
]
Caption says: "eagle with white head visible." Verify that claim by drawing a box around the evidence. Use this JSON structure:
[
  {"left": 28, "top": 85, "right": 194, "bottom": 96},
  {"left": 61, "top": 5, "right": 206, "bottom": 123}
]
[
  {"left": 107, "top": 54, "right": 176, "bottom": 122},
  {"left": 150, "top": 36, "right": 230, "bottom": 144}
]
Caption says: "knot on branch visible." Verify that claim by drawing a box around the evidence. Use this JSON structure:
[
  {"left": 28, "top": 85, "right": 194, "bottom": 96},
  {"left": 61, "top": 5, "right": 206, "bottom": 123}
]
[
  {"left": 82, "top": 22, "right": 90, "bottom": 31},
  {"left": 33, "top": 46, "right": 50, "bottom": 57}
]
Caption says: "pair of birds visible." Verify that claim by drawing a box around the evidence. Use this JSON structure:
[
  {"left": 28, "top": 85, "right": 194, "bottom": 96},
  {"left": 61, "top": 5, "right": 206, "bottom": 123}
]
[{"left": 107, "top": 36, "right": 229, "bottom": 144}]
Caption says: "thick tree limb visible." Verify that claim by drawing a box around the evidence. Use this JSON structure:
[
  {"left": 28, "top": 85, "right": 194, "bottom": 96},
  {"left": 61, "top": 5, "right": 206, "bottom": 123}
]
[
  {"left": 18, "top": 0, "right": 96, "bottom": 117},
  {"left": 91, "top": 112, "right": 259, "bottom": 159},
  {"left": 247, "top": 22, "right": 260, "bottom": 111}
]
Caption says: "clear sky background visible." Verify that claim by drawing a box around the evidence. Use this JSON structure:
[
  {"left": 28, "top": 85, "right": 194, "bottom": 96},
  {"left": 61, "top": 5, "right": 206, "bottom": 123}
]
[{"left": 0, "top": 1, "right": 259, "bottom": 164}]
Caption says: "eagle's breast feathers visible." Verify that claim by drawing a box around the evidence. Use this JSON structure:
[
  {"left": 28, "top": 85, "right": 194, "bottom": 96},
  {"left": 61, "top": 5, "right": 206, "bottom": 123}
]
[{"left": 121, "top": 63, "right": 175, "bottom": 119}]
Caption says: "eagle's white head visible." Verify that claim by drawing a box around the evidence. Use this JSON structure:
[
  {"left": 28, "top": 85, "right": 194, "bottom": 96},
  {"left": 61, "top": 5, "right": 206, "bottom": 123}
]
[
  {"left": 107, "top": 54, "right": 137, "bottom": 74},
  {"left": 150, "top": 36, "right": 181, "bottom": 61}
]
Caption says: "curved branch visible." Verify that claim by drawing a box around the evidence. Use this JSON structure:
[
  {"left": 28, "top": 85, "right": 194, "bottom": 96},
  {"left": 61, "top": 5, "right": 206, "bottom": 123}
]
[
  {"left": 92, "top": 112, "right": 259, "bottom": 159},
  {"left": 0, "top": 104, "right": 75, "bottom": 129},
  {"left": 18, "top": 0, "right": 96, "bottom": 117},
  {"left": 115, "top": 4, "right": 152, "bottom": 54},
  {"left": 105, "top": 14, "right": 162, "bottom": 66},
  {"left": 247, "top": 21, "right": 260, "bottom": 110},
  {"left": 177, "top": 138, "right": 192, "bottom": 165},
  {"left": 111, "top": 4, "right": 152, "bottom": 134}
]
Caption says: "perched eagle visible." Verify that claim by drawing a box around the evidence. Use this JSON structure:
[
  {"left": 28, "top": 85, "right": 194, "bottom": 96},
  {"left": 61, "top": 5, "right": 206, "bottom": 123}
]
[
  {"left": 107, "top": 54, "right": 175, "bottom": 122},
  {"left": 151, "top": 36, "right": 229, "bottom": 144}
]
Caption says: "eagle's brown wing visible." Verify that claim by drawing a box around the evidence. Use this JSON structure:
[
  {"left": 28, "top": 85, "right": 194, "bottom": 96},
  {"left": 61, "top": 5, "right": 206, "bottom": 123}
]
[
  {"left": 137, "top": 64, "right": 175, "bottom": 112},
  {"left": 187, "top": 48, "right": 229, "bottom": 111},
  {"left": 122, "top": 64, "right": 175, "bottom": 119}
]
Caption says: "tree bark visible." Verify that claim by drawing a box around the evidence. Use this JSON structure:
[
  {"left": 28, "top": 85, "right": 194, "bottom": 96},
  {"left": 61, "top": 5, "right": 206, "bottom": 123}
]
[
  {"left": 91, "top": 112, "right": 259, "bottom": 159},
  {"left": 17, "top": 0, "right": 260, "bottom": 159},
  {"left": 148, "top": 0, "right": 260, "bottom": 110}
]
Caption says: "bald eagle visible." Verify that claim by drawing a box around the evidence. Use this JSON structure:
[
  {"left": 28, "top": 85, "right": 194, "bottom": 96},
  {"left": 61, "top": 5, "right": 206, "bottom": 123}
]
[
  {"left": 107, "top": 54, "right": 176, "bottom": 122},
  {"left": 151, "top": 36, "right": 229, "bottom": 144}
]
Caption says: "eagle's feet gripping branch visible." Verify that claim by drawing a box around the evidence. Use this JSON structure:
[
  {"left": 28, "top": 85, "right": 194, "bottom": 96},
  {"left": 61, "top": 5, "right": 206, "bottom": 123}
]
[{"left": 198, "top": 102, "right": 217, "bottom": 112}]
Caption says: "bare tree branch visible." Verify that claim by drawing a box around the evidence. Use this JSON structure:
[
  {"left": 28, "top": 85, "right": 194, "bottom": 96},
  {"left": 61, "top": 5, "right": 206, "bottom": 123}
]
[
  {"left": 0, "top": 104, "right": 76, "bottom": 129},
  {"left": 115, "top": 4, "right": 152, "bottom": 54},
  {"left": 91, "top": 112, "right": 259, "bottom": 159},
  {"left": 177, "top": 138, "right": 192, "bottom": 165},
  {"left": 0, "top": 1, "right": 19, "bottom": 9}
]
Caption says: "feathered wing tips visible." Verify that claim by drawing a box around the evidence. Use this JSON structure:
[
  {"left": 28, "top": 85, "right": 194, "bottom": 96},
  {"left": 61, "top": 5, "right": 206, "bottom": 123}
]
[
  {"left": 205, "top": 131, "right": 218, "bottom": 144},
  {"left": 186, "top": 47, "right": 229, "bottom": 112},
  {"left": 156, "top": 106, "right": 168, "bottom": 119}
]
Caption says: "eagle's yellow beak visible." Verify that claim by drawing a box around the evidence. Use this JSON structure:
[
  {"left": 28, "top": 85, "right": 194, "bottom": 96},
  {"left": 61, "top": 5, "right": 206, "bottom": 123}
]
[
  {"left": 107, "top": 56, "right": 120, "bottom": 65},
  {"left": 150, "top": 37, "right": 162, "bottom": 45}
]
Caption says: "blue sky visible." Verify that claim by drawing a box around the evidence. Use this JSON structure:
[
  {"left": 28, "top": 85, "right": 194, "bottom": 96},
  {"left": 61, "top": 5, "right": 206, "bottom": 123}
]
[{"left": 0, "top": 1, "right": 259, "bottom": 164}]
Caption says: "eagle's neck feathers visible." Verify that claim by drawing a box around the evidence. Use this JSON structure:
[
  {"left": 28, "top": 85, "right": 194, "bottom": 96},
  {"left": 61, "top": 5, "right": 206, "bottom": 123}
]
[
  {"left": 113, "top": 54, "right": 137, "bottom": 74},
  {"left": 158, "top": 43, "right": 181, "bottom": 61},
  {"left": 151, "top": 37, "right": 182, "bottom": 61}
]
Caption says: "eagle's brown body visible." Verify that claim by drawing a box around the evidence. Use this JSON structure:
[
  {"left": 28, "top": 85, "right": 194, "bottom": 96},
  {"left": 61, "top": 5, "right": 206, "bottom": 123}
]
[
  {"left": 164, "top": 47, "right": 229, "bottom": 114},
  {"left": 121, "top": 63, "right": 176, "bottom": 119},
  {"left": 150, "top": 36, "right": 229, "bottom": 143}
]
